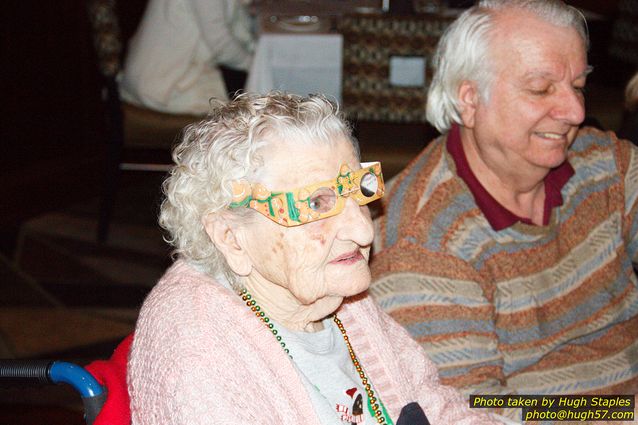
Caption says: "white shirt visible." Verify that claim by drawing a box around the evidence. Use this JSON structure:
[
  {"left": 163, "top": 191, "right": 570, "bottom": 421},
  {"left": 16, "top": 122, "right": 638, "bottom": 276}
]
[
  {"left": 119, "top": 0, "right": 254, "bottom": 114},
  {"left": 277, "top": 317, "right": 382, "bottom": 425}
]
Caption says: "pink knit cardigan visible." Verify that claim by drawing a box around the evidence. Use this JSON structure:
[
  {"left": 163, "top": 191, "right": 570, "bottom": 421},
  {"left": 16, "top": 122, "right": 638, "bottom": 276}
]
[{"left": 128, "top": 260, "right": 499, "bottom": 424}]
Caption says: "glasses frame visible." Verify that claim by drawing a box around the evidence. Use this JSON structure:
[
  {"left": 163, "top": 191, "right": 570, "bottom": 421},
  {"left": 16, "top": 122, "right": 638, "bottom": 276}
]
[{"left": 230, "top": 162, "right": 384, "bottom": 227}]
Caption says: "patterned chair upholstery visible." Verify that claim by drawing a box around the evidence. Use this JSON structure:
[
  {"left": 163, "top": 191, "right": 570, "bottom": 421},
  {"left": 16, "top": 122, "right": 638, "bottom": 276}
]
[{"left": 338, "top": 13, "right": 452, "bottom": 124}]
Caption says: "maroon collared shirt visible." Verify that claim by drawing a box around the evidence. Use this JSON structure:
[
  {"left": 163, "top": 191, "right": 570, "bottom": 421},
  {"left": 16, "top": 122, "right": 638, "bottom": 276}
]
[{"left": 446, "top": 124, "right": 574, "bottom": 230}]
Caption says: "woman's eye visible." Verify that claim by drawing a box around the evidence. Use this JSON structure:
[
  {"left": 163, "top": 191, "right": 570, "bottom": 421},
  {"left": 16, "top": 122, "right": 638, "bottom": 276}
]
[
  {"left": 308, "top": 189, "right": 336, "bottom": 213},
  {"left": 309, "top": 198, "right": 323, "bottom": 210},
  {"left": 310, "top": 195, "right": 330, "bottom": 210}
]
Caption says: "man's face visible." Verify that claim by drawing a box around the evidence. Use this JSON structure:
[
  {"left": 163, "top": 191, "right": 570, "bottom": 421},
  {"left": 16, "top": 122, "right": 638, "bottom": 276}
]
[{"left": 467, "top": 10, "right": 589, "bottom": 174}]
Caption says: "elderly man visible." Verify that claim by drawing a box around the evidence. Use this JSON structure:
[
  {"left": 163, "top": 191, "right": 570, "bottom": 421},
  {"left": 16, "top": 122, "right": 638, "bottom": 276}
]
[{"left": 371, "top": 0, "right": 638, "bottom": 402}]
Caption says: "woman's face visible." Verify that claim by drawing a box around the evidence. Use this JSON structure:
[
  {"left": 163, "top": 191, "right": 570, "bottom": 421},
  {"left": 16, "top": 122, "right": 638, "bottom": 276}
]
[{"left": 237, "top": 136, "right": 374, "bottom": 312}]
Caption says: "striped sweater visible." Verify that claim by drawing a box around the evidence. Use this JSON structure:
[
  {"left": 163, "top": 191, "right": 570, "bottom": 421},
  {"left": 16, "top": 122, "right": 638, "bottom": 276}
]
[{"left": 370, "top": 127, "right": 638, "bottom": 403}]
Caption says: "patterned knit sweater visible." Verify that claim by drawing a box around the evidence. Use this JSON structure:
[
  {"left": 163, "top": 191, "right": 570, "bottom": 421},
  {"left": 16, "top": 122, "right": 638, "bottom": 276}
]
[
  {"left": 370, "top": 127, "right": 638, "bottom": 400},
  {"left": 128, "top": 260, "right": 499, "bottom": 424}
]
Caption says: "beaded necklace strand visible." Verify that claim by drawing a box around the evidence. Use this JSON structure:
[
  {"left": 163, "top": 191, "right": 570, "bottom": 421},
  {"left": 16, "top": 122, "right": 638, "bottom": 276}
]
[
  {"left": 239, "top": 288, "right": 391, "bottom": 424},
  {"left": 240, "top": 288, "right": 291, "bottom": 357}
]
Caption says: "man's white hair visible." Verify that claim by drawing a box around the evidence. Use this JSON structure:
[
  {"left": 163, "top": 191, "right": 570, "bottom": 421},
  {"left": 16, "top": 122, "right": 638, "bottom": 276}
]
[
  {"left": 159, "top": 92, "right": 358, "bottom": 285},
  {"left": 426, "top": 0, "right": 588, "bottom": 133}
]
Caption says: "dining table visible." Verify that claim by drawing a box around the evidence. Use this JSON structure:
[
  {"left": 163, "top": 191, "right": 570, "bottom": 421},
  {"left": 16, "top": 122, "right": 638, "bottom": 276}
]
[
  {"left": 245, "top": 1, "right": 472, "bottom": 103},
  {"left": 245, "top": 0, "right": 382, "bottom": 102}
]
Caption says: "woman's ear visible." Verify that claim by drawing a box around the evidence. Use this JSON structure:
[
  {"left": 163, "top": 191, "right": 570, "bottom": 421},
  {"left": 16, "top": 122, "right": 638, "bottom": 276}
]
[
  {"left": 202, "top": 213, "right": 252, "bottom": 276},
  {"left": 457, "top": 80, "right": 479, "bottom": 129}
]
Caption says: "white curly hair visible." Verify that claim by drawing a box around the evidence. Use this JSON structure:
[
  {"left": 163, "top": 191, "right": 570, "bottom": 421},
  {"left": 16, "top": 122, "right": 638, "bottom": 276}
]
[
  {"left": 159, "top": 92, "right": 358, "bottom": 285},
  {"left": 426, "top": 0, "right": 589, "bottom": 133}
]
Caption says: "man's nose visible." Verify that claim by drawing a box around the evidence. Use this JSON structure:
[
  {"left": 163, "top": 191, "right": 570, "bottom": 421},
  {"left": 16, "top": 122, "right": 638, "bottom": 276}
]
[{"left": 552, "top": 86, "right": 586, "bottom": 125}]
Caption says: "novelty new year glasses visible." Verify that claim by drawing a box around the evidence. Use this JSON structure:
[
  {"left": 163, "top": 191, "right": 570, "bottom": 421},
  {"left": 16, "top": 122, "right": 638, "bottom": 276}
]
[{"left": 230, "top": 162, "right": 384, "bottom": 227}]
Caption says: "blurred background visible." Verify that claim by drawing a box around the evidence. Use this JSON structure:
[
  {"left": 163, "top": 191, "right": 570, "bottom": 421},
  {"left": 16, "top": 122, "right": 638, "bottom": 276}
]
[{"left": 1, "top": 0, "right": 635, "bottom": 423}]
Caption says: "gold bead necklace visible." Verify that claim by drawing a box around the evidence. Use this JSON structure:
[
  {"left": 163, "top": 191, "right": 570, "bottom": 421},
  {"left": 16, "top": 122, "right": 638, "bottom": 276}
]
[
  {"left": 240, "top": 288, "right": 291, "bottom": 357},
  {"left": 239, "top": 288, "right": 392, "bottom": 424}
]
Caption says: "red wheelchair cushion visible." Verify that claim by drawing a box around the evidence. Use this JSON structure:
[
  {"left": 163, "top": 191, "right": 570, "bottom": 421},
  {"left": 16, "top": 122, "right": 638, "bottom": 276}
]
[{"left": 85, "top": 333, "right": 133, "bottom": 425}]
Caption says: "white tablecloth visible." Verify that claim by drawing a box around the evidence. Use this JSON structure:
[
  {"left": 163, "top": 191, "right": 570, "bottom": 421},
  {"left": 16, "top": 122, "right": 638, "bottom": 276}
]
[{"left": 245, "top": 33, "right": 343, "bottom": 101}]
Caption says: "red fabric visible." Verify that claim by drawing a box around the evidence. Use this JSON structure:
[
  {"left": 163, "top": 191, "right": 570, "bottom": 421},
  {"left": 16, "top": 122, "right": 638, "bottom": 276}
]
[{"left": 85, "top": 333, "right": 133, "bottom": 425}]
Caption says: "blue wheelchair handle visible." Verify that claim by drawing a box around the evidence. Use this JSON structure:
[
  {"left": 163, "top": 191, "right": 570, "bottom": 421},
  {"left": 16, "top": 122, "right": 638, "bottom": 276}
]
[
  {"left": 0, "top": 360, "right": 107, "bottom": 425},
  {"left": 49, "top": 361, "right": 104, "bottom": 397}
]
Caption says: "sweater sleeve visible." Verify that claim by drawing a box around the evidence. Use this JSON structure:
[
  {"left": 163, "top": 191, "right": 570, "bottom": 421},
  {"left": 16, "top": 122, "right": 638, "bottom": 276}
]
[
  {"left": 344, "top": 296, "right": 505, "bottom": 424},
  {"left": 379, "top": 309, "right": 506, "bottom": 424},
  {"left": 616, "top": 133, "right": 638, "bottom": 265},
  {"left": 370, "top": 139, "right": 520, "bottom": 407},
  {"left": 371, "top": 238, "right": 514, "bottom": 398},
  {"left": 128, "top": 282, "right": 257, "bottom": 425},
  {"left": 128, "top": 266, "right": 319, "bottom": 425},
  {"left": 188, "top": 0, "right": 254, "bottom": 70}
]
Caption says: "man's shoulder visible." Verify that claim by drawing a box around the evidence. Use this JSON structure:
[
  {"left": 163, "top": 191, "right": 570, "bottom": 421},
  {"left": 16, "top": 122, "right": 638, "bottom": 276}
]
[
  {"left": 382, "top": 135, "right": 450, "bottom": 203},
  {"left": 569, "top": 126, "right": 638, "bottom": 157},
  {"left": 393, "top": 135, "right": 447, "bottom": 179},
  {"left": 375, "top": 134, "right": 480, "bottom": 254},
  {"left": 569, "top": 127, "right": 637, "bottom": 177},
  {"left": 571, "top": 126, "right": 617, "bottom": 151}
]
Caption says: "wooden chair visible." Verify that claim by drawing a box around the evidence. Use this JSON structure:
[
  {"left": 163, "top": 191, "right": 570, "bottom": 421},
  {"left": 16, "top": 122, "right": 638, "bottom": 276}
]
[{"left": 86, "top": 0, "right": 202, "bottom": 243}]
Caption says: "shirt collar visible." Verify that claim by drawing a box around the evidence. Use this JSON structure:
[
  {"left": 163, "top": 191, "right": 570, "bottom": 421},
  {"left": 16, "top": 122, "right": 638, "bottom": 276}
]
[{"left": 446, "top": 124, "right": 574, "bottom": 231}]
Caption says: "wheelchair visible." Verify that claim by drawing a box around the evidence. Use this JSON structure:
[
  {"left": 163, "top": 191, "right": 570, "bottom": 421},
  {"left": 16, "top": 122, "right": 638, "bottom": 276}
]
[{"left": 0, "top": 334, "right": 132, "bottom": 425}]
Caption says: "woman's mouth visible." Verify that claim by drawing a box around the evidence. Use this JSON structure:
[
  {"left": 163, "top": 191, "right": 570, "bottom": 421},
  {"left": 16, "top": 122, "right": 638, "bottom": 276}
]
[{"left": 329, "top": 249, "right": 365, "bottom": 265}]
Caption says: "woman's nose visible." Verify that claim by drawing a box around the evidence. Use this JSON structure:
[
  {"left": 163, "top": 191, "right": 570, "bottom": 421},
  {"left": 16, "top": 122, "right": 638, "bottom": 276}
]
[{"left": 336, "top": 197, "right": 374, "bottom": 246}]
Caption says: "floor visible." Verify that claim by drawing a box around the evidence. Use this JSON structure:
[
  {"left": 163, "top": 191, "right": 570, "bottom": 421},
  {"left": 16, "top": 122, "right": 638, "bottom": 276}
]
[{"left": 0, "top": 82, "right": 627, "bottom": 423}]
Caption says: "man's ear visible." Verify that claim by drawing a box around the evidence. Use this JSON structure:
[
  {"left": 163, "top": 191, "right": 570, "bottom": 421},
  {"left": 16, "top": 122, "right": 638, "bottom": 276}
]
[
  {"left": 202, "top": 213, "right": 252, "bottom": 276},
  {"left": 457, "top": 80, "right": 479, "bottom": 128}
]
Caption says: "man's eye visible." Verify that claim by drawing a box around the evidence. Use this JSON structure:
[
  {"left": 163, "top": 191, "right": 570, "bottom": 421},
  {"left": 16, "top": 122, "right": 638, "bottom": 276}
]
[
  {"left": 529, "top": 88, "right": 550, "bottom": 96},
  {"left": 573, "top": 85, "right": 586, "bottom": 95}
]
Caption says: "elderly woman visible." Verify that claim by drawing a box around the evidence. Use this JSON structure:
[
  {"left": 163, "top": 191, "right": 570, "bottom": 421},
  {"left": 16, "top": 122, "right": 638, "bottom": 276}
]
[{"left": 127, "top": 92, "right": 500, "bottom": 425}]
